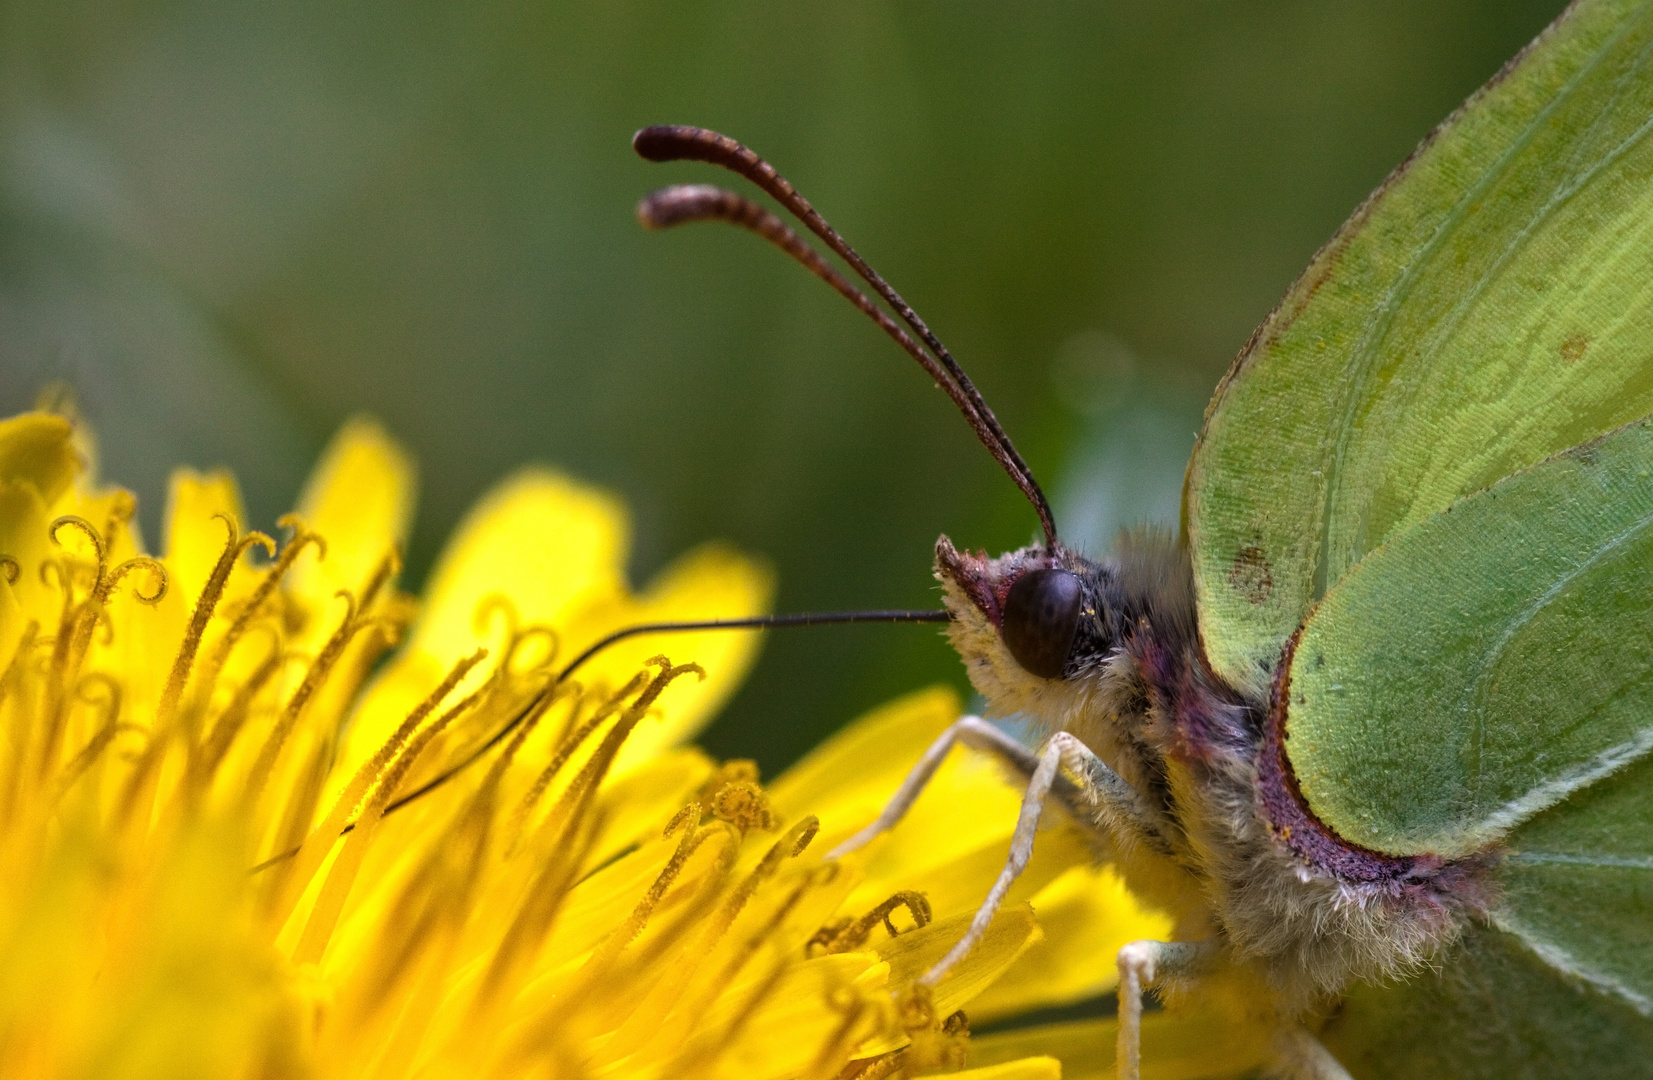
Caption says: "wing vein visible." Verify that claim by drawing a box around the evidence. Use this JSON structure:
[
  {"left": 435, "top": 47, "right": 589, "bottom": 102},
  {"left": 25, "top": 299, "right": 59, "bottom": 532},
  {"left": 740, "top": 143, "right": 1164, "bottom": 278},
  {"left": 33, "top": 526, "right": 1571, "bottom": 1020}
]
[
  {"left": 1459, "top": 500, "right": 1653, "bottom": 803},
  {"left": 1490, "top": 913, "right": 1653, "bottom": 1015},
  {"left": 1310, "top": 8, "right": 1653, "bottom": 597},
  {"left": 1508, "top": 851, "right": 1653, "bottom": 870},
  {"left": 1367, "top": 44, "right": 1653, "bottom": 530}
]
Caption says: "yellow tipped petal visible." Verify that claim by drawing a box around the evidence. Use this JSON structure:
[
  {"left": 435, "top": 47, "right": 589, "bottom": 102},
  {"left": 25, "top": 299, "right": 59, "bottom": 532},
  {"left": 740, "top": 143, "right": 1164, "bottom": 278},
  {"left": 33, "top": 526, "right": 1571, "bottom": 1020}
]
[
  {"left": 163, "top": 469, "right": 249, "bottom": 605},
  {"left": 951, "top": 1058, "right": 1063, "bottom": 1080},
  {"left": 412, "top": 466, "right": 627, "bottom": 662},
  {"left": 599, "top": 542, "right": 774, "bottom": 775},
  {"left": 0, "top": 412, "right": 78, "bottom": 505},
  {"left": 846, "top": 826, "right": 1092, "bottom": 925},
  {"left": 329, "top": 467, "right": 630, "bottom": 790},
  {"left": 842, "top": 732, "right": 1026, "bottom": 905},
  {"left": 287, "top": 415, "right": 415, "bottom": 612},
  {"left": 769, "top": 686, "right": 962, "bottom": 834},
  {"left": 867, "top": 905, "right": 1042, "bottom": 1044},
  {"left": 688, "top": 953, "right": 888, "bottom": 1080},
  {"left": 0, "top": 479, "right": 60, "bottom": 628},
  {"left": 969, "top": 864, "right": 1175, "bottom": 1021},
  {"left": 969, "top": 1013, "right": 1272, "bottom": 1080}
]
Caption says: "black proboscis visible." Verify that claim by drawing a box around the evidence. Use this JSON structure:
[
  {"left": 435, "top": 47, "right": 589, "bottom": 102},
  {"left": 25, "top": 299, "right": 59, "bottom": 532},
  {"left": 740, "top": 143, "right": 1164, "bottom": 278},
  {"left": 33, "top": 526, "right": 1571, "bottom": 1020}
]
[{"left": 248, "top": 608, "right": 951, "bottom": 873}]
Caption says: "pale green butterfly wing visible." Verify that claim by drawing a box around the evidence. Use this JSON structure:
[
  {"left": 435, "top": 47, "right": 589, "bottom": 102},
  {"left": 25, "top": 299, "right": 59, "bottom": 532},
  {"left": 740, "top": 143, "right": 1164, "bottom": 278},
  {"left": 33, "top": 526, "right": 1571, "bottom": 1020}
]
[
  {"left": 1185, "top": 0, "right": 1653, "bottom": 699},
  {"left": 1498, "top": 742, "right": 1653, "bottom": 1013},
  {"left": 1285, "top": 418, "right": 1653, "bottom": 860},
  {"left": 1323, "top": 924, "right": 1653, "bottom": 1080},
  {"left": 1283, "top": 418, "right": 1653, "bottom": 1063},
  {"left": 1178, "top": 0, "right": 1653, "bottom": 1069}
]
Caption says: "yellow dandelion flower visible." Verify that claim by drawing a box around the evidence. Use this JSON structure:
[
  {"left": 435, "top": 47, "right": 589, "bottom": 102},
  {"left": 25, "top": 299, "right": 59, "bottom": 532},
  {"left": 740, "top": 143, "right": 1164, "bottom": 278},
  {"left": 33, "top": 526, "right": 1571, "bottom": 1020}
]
[{"left": 0, "top": 407, "right": 1266, "bottom": 1080}]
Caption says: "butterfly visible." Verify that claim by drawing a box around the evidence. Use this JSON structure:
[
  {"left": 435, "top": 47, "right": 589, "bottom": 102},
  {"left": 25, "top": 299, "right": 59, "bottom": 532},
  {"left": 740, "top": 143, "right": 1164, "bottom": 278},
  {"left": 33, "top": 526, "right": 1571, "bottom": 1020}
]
[{"left": 632, "top": 0, "right": 1653, "bottom": 1076}]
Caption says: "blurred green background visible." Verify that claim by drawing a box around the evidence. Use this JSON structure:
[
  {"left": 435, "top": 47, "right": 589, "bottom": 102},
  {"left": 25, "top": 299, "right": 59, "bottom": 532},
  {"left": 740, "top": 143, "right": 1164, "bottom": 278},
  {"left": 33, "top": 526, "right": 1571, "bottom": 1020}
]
[{"left": 0, "top": 0, "right": 1565, "bottom": 774}]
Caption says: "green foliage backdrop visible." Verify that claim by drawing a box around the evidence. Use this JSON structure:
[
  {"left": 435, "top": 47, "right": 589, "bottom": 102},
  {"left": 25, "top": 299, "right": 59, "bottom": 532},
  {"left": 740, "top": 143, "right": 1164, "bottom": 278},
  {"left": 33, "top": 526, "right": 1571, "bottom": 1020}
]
[{"left": 0, "top": 0, "right": 1563, "bottom": 771}]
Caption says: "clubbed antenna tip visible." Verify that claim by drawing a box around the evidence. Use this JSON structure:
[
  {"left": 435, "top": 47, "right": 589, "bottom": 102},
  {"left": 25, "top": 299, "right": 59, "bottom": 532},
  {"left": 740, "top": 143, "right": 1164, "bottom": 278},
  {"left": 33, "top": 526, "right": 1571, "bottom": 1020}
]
[{"left": 632, "top": 124, "right": 1059, "bottom": 552}]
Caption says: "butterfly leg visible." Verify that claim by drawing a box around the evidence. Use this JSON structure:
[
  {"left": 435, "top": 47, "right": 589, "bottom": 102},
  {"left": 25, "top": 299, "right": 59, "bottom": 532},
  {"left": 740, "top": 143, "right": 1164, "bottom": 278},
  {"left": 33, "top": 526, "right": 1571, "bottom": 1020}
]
[
  {"left": 846, "top": 724, "right": 1157, "bottom": 985},
  {"left": 1269, "top": 1025, "right": 1354, "bottom": 1080},
  {"left": 827, "top": 718, "right": 1155, "bottom": 861},
  {"left": 1115, "top": 939, "right": 1221, "bottom": 1080},
  {"left": 825, "top": 715, "right": 1033, "bottom": 858}
]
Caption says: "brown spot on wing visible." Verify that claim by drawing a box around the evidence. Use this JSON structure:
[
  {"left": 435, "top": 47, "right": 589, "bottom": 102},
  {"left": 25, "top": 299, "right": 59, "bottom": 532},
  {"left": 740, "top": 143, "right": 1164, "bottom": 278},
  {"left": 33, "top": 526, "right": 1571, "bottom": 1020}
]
[
  {"left": 1559, "top": 334, "right": 1589, "bottom": 364},
  {"left": 1228, "top": 545, "right": 1274, "bottom": 604}
]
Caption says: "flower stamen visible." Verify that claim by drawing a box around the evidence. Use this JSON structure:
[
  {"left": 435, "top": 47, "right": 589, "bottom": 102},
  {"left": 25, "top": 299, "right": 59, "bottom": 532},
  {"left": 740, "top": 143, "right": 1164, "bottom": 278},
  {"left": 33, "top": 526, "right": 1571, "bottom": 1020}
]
[
  {"left": 36, "top": 517, "right": 166, "bottom": 784},
  {"left": 480, "top": 660, "right": 711, "bottom": 1020},
  {"left": 55, "top": 674, "right": 124, "bottom": 798},
  {"left": 505, "top": 675, "right": 641, "bottom": 854},
  {"left": 118, "top": 516, "right": 273, "bottom": 829},
  {"left": 243, "top": 583, "right": 402, "bottom": 813},
  {"left": 209, "top": 520, "right": 324, "bottom": 673},
  {"left": 662, "top": 856, "right": 834, "bottom": 1073},
  {"left": 520, "top": 659, "right": 702, "bottom": 857},
  {"left": 270, "top": 648, "right": 490, "bottom": 933},
  {"left": 807, "top": 890, "right": 934, "bottom": 956},
  {"left": 293, "top": 673, "right": 491, "bottom": 965},
  {"left": 573, "top": 803, "right": 721, "bottom": 980},
  {"left": 189, "top": 627, "right": 283, "bottom": 789}
]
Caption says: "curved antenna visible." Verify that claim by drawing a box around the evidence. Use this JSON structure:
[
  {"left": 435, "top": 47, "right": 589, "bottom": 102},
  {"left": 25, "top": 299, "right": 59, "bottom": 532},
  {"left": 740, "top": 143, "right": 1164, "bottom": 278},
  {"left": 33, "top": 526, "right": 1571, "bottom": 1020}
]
[
  {"left": 633, "top": 125, "right": 1059, "bottom": 551},
  {"left": 248, "top": 607, "right": 950, "bottom": 873},
  {"left": 638, "top": 184, "right": 1008, "bottom": 488}
]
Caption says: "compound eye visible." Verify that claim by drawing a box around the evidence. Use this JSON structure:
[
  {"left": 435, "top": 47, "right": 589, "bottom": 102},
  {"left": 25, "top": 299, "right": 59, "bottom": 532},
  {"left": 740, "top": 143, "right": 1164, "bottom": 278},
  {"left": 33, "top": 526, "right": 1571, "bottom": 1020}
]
[{"left": 1000, "top": 568, "right": 1082, "bottom": 679}]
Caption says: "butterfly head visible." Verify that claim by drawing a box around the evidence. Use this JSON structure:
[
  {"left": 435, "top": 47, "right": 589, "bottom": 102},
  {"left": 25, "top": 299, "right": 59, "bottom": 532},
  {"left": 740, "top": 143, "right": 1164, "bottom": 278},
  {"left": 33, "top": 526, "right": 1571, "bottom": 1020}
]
[
  {"left": 632, "top": 125, "right": 1098, "bottom": 703},
  {"left": 936, "top": 536, "right": 1123, "bottom": 721},
  {"left": 936, "top": 529, "right": 1195, "bottom": 729}
]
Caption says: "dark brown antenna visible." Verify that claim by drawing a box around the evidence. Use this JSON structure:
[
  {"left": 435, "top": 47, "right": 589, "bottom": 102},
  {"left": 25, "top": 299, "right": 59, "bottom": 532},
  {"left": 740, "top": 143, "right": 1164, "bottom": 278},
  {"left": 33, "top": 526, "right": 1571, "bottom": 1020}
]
[{"left": 632, "top": 125, "right": 1059, "bottom": 552}]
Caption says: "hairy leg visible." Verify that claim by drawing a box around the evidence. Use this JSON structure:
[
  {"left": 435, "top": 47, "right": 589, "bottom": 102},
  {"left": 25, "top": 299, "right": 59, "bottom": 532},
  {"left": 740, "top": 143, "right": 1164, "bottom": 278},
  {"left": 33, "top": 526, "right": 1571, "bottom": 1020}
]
[
  {"left": 835, "top": 725, "right": 1163, "bottom": 987},
  {"left": 1115, "top": 939, "right": 1222, "bottom": 1080},
  {"left": 1270, "top": 1026, "right": 1355, "bottom": 1080},
  {"left": 826, "top": 718, "right": 1158, "bottom": 861}
]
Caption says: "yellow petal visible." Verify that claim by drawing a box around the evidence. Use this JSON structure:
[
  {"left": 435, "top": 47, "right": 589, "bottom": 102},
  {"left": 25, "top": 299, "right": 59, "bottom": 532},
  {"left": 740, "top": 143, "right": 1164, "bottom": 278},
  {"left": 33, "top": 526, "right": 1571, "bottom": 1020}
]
[
  {"left": 96, "top": 572, "right": 186, "bottom": 723},
  {"left": 585, "top": 747, "right": 720, "bottom": 857},
  {"left": 0, "top": 412, "right": 78, "bottom": 504},
  {"left": 411, "top": 466, "right": 626, "bottom": 664},
  {"left": 327, "top": 467, "right": 627, "bottom": 791},
  {"left": 969, "top": 863, "right": 1175, "bottom": 1022},
  {"left": 0, "top": 479, "right": 60, "bottom": 631},
  {"left": 0, "top": 416, "right": 97, "bottom": 640},
  {"left": 163, "top": 468, "right": 248, "bottom": 607},
  {"left": 842, "top": 740, "right": 1025, "bottom": 907},
  {"left": 594, "top": 543, "right": 774, "bottom": 776},
  {"left": 685, "top": 954, "right": 886, "bottom": 1080},
  {"left": 768, "top": 686, "right": 963, "bottom": 834},
  {"left": 857, "top": 825, "right": 1092, "bottom": 924},
  {"left": 968, "top": 1013, "right": 1273, "bottom": 1080},
  {"left": 286, "top": 416, "right": 415, "bottom": 616},
  {"left": 336, "top": 473, "right": 769, "bottom": 794},
  {"left": 854, "top": 905, "right": 1041, "bottom": 1058},
  {"left": 951, "top": 1058, "right": 1063, "bottom": 1080}
]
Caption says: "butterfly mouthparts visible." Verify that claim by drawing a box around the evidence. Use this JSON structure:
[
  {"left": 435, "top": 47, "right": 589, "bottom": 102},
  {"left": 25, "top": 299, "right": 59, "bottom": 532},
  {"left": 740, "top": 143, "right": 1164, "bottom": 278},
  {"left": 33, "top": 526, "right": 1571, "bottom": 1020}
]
[{"left": 935, "top": 535, "right": 1002, "bottom": 627}]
